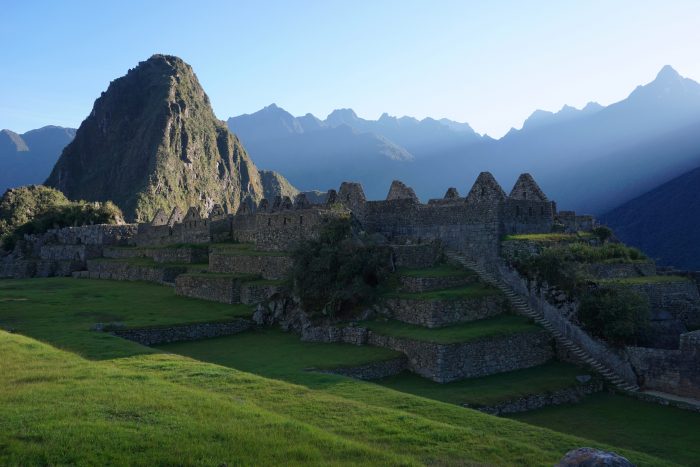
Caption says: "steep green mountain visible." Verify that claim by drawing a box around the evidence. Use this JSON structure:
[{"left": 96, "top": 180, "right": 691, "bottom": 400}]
[
  {"left": 0, "top": 126, "right": 76, "bottom": 194},
  {"left": 46, "top": 55, "right": 264, "bottom": 221},
  {"left": 600, "top": 164, "right": 700, "bottom": 270}
]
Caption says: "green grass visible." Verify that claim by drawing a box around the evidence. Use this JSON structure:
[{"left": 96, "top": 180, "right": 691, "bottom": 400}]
[
  {"left": 210, "top": 242, "right": 291, "bottom": 257},
  {"left": 398, "top": 264, "right": 476, "bottom": 278},
  {"left": 598, "top": 275, "right": 692, "bottom": 285},
  {"left": 0, "top": 331, "right": 410, "bottom": 466},
  {"left": 91, "top": 257, "right": 209, "bottom": 271},
  {"left": 0, "top": 278, "right": 692, "bottom": 465},
  {"left": 502, "top": 232, "right": 592, "bottom": 242},
  {"left": 510, "top": 392, "right": 700, "bottom": 466},
  {"left": 157, "top": 328, "right": 401, "bottom": 386},
  {"left": 0, "top": 278, "right": 253, "bottom": 360},
  {"left": 354, "top": 315, "right": 540, "bottom": 344},
  {"left": 384, "top": 282, "right": 500, "bottom": 300},
  {"left": 374, "top": 361, "right": 590, "bottom": 407}
]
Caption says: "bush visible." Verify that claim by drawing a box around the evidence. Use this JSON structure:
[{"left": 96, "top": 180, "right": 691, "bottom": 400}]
[
  {"left": 592, "top": 226, "right": 613, "bottom": 243},
  {"left": 578, "top": 287, "right": 650, "bottom": 346},
  {"left": 290, "top": 218, "right": 391, "bottom": 318},
  {"left": 1, "top": 185, "right": 124, "bottom": 250}
]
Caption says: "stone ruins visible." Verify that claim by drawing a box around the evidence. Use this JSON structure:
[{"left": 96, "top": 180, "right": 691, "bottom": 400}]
[{"left": 1, "top": 172, "right": 698, "bottom": 408}]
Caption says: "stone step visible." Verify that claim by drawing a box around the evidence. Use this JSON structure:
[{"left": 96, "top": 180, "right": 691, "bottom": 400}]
[{"left": 447, "top": 250, "right": 639, "bottom": 393}]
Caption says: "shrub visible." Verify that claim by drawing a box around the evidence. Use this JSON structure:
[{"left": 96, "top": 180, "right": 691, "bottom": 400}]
[
  {"left": 592, "top": 226, "right": 613, "bottom": 243},
  {"left": 578, "top": 287, "right": 650, "bottom": 346},
  {"left": 1, "top": 185, "right": 124, "bottom": 251},
  {"left": 290, "top": 218, "right": 391, "bottom": 318}
]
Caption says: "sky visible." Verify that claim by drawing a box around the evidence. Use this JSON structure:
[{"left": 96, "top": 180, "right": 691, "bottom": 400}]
[{"left": 2, "top": 0, "right": 700, "bottom": 138}]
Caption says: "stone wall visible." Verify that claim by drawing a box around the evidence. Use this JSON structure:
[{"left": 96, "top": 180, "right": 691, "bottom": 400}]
[
  {"left": 390, "top": 242, "right": 443, "bottom": 269},
  {"left": 86, "top": 260, "right": 188, "bottom": 284},
  {"left": 610, "top": 278, "right": 700, "bottom": 326},
  {"left": 385, "top": 295, "right": 508, "bottom": 328},
  {"left": 473, "top": 379, "right": 604, "bottom": 415},
  {"left": 315, "top": 356, "right": 408, "bottom": 380},
  {"left": 398, "top": 274, "right": 476, "bottom": 293},
  {"left": 103, "top": 246, "right": 209, "bottom": 264},
  {"left": 302, "top": 325, "right": 553, "bottom": 383},
  {"left": 110, "top": 319, "right": 253, "bottom": 346},
  {"left": 174, "top": 274, "right": 282, "bottom": 305},
  {"left": 496, "top": 260, "right": 640, "bottom": 386},
  {"left": 175, "top": 274, "right": 242, "bottom": 304},
  {"left": 208, "top": 252, "right": 293, "bottom": 280},
  {"left": 625, "top": 330, "right": 700, "bottom": 399},
  {"left": 587, "top": 262, "right": 657, "bottom": 279}
]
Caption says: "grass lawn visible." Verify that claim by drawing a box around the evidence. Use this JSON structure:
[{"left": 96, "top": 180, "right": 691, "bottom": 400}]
[
  {"left": 502, "top": 232, "right": 592, "bottom": 242},
  {"left": 210, "top": 242, "right": 291, "bottom": 256},
  {"left": 354, "top": 315, "right": 540, "bottom": 344},
  {"left": 510, "top": 392, "right": 700, "bottom": 466},
  {"left": 0, "top": 278, "right": 252, "bottom": 360},
  {"left": 374, "top": 361, "right": 590, "bottom": 406},
  {"left": 0, "top": 278, "right": 693, "bottom": 465},
  {"left": 90, "top": 257, "right": 210, "bottom": 271},
  {"left": 598, "top": 275, "right": 692, "bottom": 285},
  {"left": 384, "top": 282, "right": 500, "bottom": 300},
  {"left": 398, "top": 264, "right": 476, "bottom": 278},
  {"left": 157, "top": 328, "right": 401, "bottom": 387}
]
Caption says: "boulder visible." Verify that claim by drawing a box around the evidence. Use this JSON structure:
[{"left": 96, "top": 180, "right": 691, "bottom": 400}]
[{"left": 556, "top": 448, "right": 635, "bottom": 467}]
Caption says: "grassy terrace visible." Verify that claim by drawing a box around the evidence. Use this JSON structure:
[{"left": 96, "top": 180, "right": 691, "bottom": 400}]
[
  {"left": 376, "top": 361, "right": 589, "bottom": 407},
  {"left": 598, "top": 275, "right": 691, "bottom": 285},
  {"left": 0, "top": 278, "right": 694, "bottom": 465},
  {"left": 354, "top": 315, "right": 540, "bottom": 344},
  {"left": 502, "top": 232, "right": 593, "bottom": 243},
  {"left": 210, "top": 242, "right": 291, "bottom": 256},
  {"left": 90, "top": 256, "right": 209, "bottom": 271},
  {"left": 384, "top": 282, "right": 500, "bottom": 300},
  {"left": 0, "top": 278, "right": 252, "bottom": 359},
  {"left": 397, "top": 264, "right": 476, "bottom": 278}
]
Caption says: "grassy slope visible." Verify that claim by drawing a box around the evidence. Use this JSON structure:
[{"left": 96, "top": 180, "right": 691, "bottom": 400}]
[
  {"left": 0, "top": 331, "right": 408, "bottom": 466},
  {"left": 374, "top": 362, "right": 588, "bottom": 406},
  {"left": 0, "top": 278, "right": 690, "bottom": 465},
  {"left": 510, "top": 392, "right": 700, "bottom": 466},
  {"left": 0, "top": 278, "right": 253, "bottom": 359},
  {"left": 356, "top": 315, "right": 540, "bottom": 344}
]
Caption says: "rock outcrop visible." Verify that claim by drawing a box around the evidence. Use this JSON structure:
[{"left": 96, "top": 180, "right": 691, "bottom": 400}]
[
  {"left": 556, "top": 448, "right": 634, "bottom": 467},
  {"left": 46, "top": 54, "right": 264, "bottom": 221}
]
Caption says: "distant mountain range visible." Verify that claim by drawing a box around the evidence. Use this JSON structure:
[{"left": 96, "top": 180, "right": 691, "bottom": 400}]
[
  {"left": 0, "top": 126, "right": 76, "bottom": 194},
  {"left": 600, "top": 164, "right": 700, "bottom": 270},
  {"left": 228, "top": 65, "right": 700, "bottom": 214}
]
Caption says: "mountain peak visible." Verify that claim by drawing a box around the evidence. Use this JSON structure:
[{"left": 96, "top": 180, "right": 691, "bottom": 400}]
[{"left": 655, "top": 65, "right": 680, "bottom": 82}]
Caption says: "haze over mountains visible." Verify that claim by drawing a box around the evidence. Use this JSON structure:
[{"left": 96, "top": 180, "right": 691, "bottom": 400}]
[
  {"left": 0, "top": 126, "right": 76, "bottom": 194},
  {"left": 228, "top": 65, "right": 700, "bottom": 214}
]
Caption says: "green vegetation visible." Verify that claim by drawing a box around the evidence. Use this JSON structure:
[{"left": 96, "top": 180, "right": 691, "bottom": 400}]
[
  {"left": 375, "top": 362, "right": 589, "bottom": 406},
  {"left": 385, "top": 283, "right": 500, "bottom": 300},
  {"left": 0, "top": 278, "right": 252, "bottom": 359},
  {"left": 591, "top": 225, "right": 613, "bottom": 243},
  {"left": 90, "top": 257, "right": 209, "bottom": 271},
  {"left": 503, "top": 232, "right": 592, "bottom": 243},
  {"left": 0, "top": 278, "right": 691, "bottom": 465},
  {"left": 398, "top": 264, "right": 476, "bottom": 278},
  {"left": 44, "top": 55, "right": 263, "bottom": 222},
  {"left": 578, "top": 288, "right": 651, "bottom": 346},
  {"left": 355, "top": 315, "right": 540, "bottom": 344},
  {"left": 211, "top": 242, "right": 291, "bottom": 256},
  {"left": 511, "top": 392, "right": 700, "bottom": 466},
  {"left": 0, "top": 331, "right": 408, "bottom": 466},
  {"left": 0, "top": 185, "right": 123, "bottom": 250},
  {"left": 290, "top": 219, "right": 391, "bottom": 318},
  {"left": 158, "top": 329, "right": 401, "bottom": 387}
]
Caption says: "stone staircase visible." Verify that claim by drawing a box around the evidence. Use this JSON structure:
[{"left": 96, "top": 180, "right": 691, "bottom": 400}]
[{"left": 445, "top": 251, "right": 640, "bottom": 392}]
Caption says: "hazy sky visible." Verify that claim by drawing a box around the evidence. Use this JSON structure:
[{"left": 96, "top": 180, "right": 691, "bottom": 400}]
[{"left": 2, "top": 0, "right": 700, "bottom": 137}]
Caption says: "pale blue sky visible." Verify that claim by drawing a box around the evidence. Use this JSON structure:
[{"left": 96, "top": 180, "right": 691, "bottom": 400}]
[{"left": 2, "top": 0, "right": 699, "bottom": 137}]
